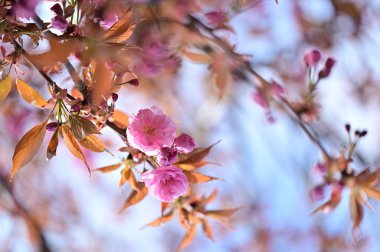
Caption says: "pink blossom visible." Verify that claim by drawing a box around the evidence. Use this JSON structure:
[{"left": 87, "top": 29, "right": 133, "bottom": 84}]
[
  {"left": 173, "top": 133, "right": 195, "bottom": 154},
  {"left": 252, "top": 92, "right": 269, "bottom": 109},
  {"left": 140, "top": 166, "right": 188, "bottom": 202},
  {"left": 12, "top": 0, "right": 41, "bottom": 18},
  {"left": 303, "top": 49, "right": 321, "bottom": 68},
  {"left": 127, "top": 107, "right": 176, "bottom": 156},
  {"left": 205, "top": 11, "right": 225, "bottom": 26},
  {"left": 51, "top": 16, "right": 68, "bottom": 32},
  {"left": 157, "top": 147, "right": 178, "bottom": 166}
]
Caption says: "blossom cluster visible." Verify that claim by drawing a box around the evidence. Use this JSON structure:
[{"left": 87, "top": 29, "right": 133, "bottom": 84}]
[{"left": 127, "top": 106, "right": 195, "bottom": 202}]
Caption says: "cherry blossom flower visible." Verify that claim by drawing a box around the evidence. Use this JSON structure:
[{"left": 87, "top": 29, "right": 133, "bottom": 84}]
[
  {"left": 127, "top": 107, "right": 176, "bottom": 156},
  {"left": 157, "top": 147, "right": 178, "bottom": 166},
  {"left": 173, "top": 133, "right": 195, "bottom": 154},
  {"left": 12, "top": 0, "right": 41, "bottom": 19},
  {"left": 140, "top": 166, "right": 188, "bottom": 202}
]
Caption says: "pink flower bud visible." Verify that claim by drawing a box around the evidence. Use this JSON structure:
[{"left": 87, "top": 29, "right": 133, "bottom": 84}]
[
  {"left": 56, "top": 89, "right": 67, "bottom": 99},
  {"left": 174, "top": 133, "right": 195, "bottom": 154},
  {"left": 46, "top": 122, "right": 58, "bottom": 131},
  {"left": 303, "top": 49, "right": 321, "bottom": 68},
  {"left": 157, "top": 147, "right": 178, "bottom": 166},
  {"left": 140, "top": 166, "right": 189, "bottom": 202},
  {"left": 70, "top": 104, "right": 81, "bottom": 113},
  {"left": 252, "top": 92, "right": 269, "bottom": 109},
  {"left": 111, "top": 93, "right": 118, "bottom": 103},
  {"left": 51, "top": 16, "right": 68, "bottom": 33},
  {"left": 310, "top": 184, "right": 325, "bottom": 201},
  {"left": 318, "top": 58, "right": 336, "bottom": 79}
]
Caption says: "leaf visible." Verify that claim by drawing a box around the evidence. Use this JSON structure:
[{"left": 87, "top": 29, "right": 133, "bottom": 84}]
[
  {"left": 79, "top": 134, "right": 107, "bottom": 152},
  {"left": 214, "top": 70, "right": 231, "bottom": 97},
  {"left": 105, "top": 23, "right": 137, "bottom": 44},
  {"left": 91, "top": 60, "right": 113, "bottom": 107},
  {"left": 16, "top": 79, "right": 47, "bottom": 108},
  {"left": 176, "top": 140, "right": 220, "bottom": 165},
  {"left": 142, "top": 210, "right": 175, "bottom": 229},
  {"left": 128, "top": 170, "right": 139, "bottom": 191},
  {"left": 94, "top": 163, "right": 122, "bottom": 173},
  {"left": 161, "top": 202, "right": 170, "bottom": 215},
  {"left": 350, "top": 193, "right": 364, "bottom": 230},
  {"left": 29, "top": 39, "right": 80, "bottom": 66},
  {"left": 46, "top": 127, "right": 59, "bottom": 160},
  {"left": 61, "top": 126, "right": 91, "bottom": 174},
  {"left": 119, "top": 182, "right": 148, "bottom": 212},
  {"left": 112, "top": 110, "right": 129, "bottom": 129},
  {"left": 184, "top": 171, "right": 221, "bottom": 184},
  {"left": 177, "top": 161, "right": 218, "bottom": 171},
  {"left": 182, "top": 50, "right": 211, "bottom": 64},
  {"left": 70, "top": 116, "right": 99, "bottom": 140},
  {"left": 0, "top": 75, "right": 12, "bottom": 103},
  {"left": 310, "top": 189, "right": 341, "bottom": 215},
  {"left": 201, "top": 189, "right": 218, "bottom": 206},
  {"left": 176, "top": 224, "right": 197, "bottom": 252},
  {"left": 362, "top": 187, "right": 380, "bottom": 201},
  {"left": 10, "top": 121, "right": 47, "bottom": 180},
  {"left": 200, "top": 218, "right": 215, "bottom": 241},
  {"left": 103, "top": 8, "right": 133, "bottom": 39},
  {"left": 206, "top": 207, "right": 243, "bottom": 220}
]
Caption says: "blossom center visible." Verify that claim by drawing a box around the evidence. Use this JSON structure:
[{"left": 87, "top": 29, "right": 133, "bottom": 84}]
[{"left": 144, "top": 126, "right": 156, "bottom": 136}]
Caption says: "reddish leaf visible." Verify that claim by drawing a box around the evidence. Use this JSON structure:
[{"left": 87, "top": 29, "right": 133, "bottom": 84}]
[
  {"left": 200, "top": 218, "right": 215, "bottom": 241},
  {"left": 46, "top": 127, "right": 59, "bottom": 160},
  {"left": 10, "top": 121, "right": 47, "bottom": 180},
  {"left": 350, "top": 193, "right": 364, "bottom": 230},
  {"left": 94, "top": 163, "right": 122, "bottom": 173},
  {"left": 70, "top": 116, "right": 99, "bottom": 140},
  {"left": 182, "top": 50, "right": 212, "bottom": 64},
  {"left": 161, "top": 202, "right": 170, "bottom": 215},
  {"left": 362, "top": 187, "right": 380, "bottom": 201},
  {"left": 206, "top": 207, "right": 243, "bottom": 220},
  {"left": 16, "top": 79, "right": 47, "bottom": 108},
  {"left": 176, "top": 224, "right": 198, "bottom": 252},
  {"left": 184, "top": 171, "right": 221, "bottom": 184},
  {"left": 111, "top": 110, "right": 129, "bottom": 129},
  {"left": 119, "top": 182, "right": 148, "bottom": 212},
  {"left": 103, "top": 8, "right": 133, "bottom": 39},
  {"left": 143, "top": 210, "right": 175, "bottom": 228},
  {"left": 176, "top": 140, "right": 220, "bottom": 165},
  {"left": 0, "top": 75, "right": 12, "bottom": 103},
  {"left": 62, "top": 126, "right": 90, "bottom": 174},
  {"left": 79, "top": 134, "right": 107, "bottom": 153},
  {"left": 91, "top": 60, "right": 113, "bottom": 107}
]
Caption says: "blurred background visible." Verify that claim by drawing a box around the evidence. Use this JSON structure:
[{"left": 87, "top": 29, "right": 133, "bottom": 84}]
[{"left": 2, "top": 0, "right": 380, "bottom": 251}]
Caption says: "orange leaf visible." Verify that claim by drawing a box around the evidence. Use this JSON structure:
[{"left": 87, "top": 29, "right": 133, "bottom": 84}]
[
  {"left": 62, "top": 126, "right": 90, "bottom": 174},
  {"left": 16, "top": 79, "right": 47, "bottom": 108},
  {"left": 29, "top": 39, "right": 80, "bottom": 66},
  {"left": 112, "top": 110, "right": 129, "bottom": 129},
  {"left": 206, "top": 207, "right": 243, "bottom": 220},
  {"left": 214, "top": 70, "right": 231, "bottom": 97},
  {"left": 79, "top": 134, "right": 107, "bottom": 153},
  {"left": 177, "top": 161, "right": 218, "bottom": 171},
  {"left": 70, "top": 116, "right": 100, "bottom": 140},
  {"left": 94, "top": 163, "right": 122, "bottom": 173},
  {"left": 350, "top": 193, "right": 364, "bottom": 230},
  {"left": 91, "top": 60, "right": 113, "bottom": 107},
  {"left": 103, "top": 7, "right": 133, "bottom": 39},
  {"left": 119, "top": 182, "right": 148, "bottom": 212},
  {"left": 46, "top": 127, "right": 59, "bottom": 160},
  {"left": 161, "top": 202, "right": 170, "bottom": 215},
  {"left": 176, "top": 224, "right": 197, "bottom": 252},
  {"left": 10, "top": 121, "right": 47, "bottom": 180},
  {"left": 183, "top": 171, "right": 221, "bottom": 184},
  {"left": 143, "top": 210, "right": 175, "bottom": 228},
  {"left": 200, "top": 218, "right": 215, "bottom": 241},
  {"left": 119, "top": 168, "right": 131, "bottom": 187},
  {"left": 105, "top": 23, "right": 137, "bottom": 44},
  {"left": 0, "top": 75, "right": 12, "bottom": 103},
  {"left": 182, "top": 50, "right": 211, "bottom": 64},
  {"left": 176, "top": 140, "right": 220, "bottom": 165},
  {"left": 128, "top": 170, "right": 139, "bottom": 191},
  {"left": 362, "top": 187, "right": 380, "bottom": 201}
]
